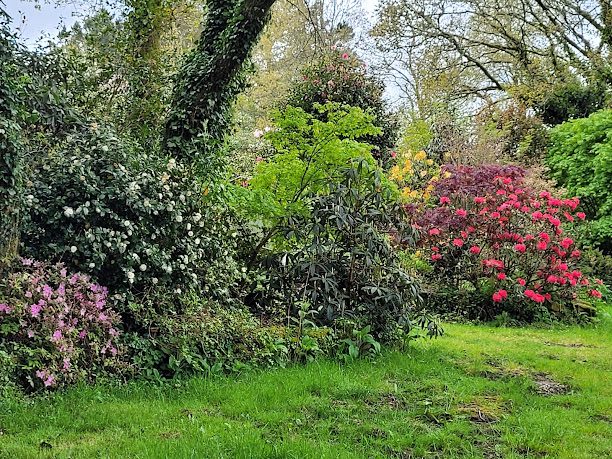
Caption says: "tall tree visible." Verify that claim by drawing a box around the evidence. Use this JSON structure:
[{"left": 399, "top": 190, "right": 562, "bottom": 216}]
[
  {"left": 57, "top": 1, "right": 187, "bottom": 146},
  {"left": 163, "top": 0, "right": 277, "bottom": 175},
  {"left": 123, "top": 0, "right": 176, "bottom": 147},
  {"left": 237, "top": 0, "right": 363, "bottom": 129},
  {"left": 0, "top": 7, "right": 24, "bottom": 269}
]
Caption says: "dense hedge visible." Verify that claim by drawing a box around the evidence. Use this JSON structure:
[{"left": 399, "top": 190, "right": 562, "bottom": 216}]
[{"left": 547, "top": 110, "right": 612, "bottom": 253}]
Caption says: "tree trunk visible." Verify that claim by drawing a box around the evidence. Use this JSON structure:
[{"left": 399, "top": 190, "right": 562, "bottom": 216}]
[{"left": 163, "top": 0, "right": 277, "bottom": 175}]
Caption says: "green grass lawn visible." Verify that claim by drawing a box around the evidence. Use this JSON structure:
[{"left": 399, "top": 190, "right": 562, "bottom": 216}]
[{"left": 1, "top": 311, "right": 611, "bottom": 459}]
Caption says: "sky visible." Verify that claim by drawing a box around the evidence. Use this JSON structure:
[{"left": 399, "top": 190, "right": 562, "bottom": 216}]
[
  {"left": 4, "top": 0, "right": 380, "bottom": 42},
  {"left": 4, "top": 0, "right": 82, "bottom": 43}
]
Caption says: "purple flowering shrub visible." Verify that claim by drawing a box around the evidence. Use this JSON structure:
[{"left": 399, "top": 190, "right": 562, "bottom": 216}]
[{"left": 0, "top": 259, "right": 121, "bottom": 390}]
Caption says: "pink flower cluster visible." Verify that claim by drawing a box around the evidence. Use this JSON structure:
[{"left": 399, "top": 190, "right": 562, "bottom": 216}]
[
  {"left": 298, "top": 50, "right": 369, "bottom": 104},
  {"left": 0, "top": 260, "right": 121, "bottom": 390}
]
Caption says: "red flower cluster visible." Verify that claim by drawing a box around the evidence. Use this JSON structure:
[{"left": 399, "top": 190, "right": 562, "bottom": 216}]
[
  {"left": 410, "top": 167, "right": 603, "bottom": 315},
  {"left": 492, "top": 289, "right": 508, "bottom": 302},
  {"left": 524, "top": 289, "right": 547, "bottom": 303}
]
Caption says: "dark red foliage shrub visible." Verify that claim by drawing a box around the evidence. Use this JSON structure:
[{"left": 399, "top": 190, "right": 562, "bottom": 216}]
[{"left": 433, "top": 164, "right": 526, "bottom": 198}]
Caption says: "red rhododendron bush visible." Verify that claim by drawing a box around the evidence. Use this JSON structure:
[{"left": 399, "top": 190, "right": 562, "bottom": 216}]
[
  {"left": 0, "top": 259, "right": 122, "bottom": 391},
  {"left": 406, "top": 165, "right": 605, "bottom": 322}
]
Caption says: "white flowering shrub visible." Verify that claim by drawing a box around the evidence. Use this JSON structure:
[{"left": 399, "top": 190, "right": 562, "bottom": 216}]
[{"left": 21, "top": 127, "right": 242, "bottom": 305}]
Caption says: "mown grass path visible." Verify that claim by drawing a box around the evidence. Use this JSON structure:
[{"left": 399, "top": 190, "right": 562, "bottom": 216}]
[{"left": 1, "top": 312, "right": 610, "bottom": 458}]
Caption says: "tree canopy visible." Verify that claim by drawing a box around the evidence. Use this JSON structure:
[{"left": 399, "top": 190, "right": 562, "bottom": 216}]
[{"left": 373, "top": 0, "right": 612, "bottom": 118}]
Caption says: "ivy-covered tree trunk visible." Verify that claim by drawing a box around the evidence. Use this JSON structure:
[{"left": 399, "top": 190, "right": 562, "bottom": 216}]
[
  {"left": 0, "top": 116, "right": 23, "bottom": 271},
  {"left": 601, "top": 0, "right": 612, "bottom": 49},
  {"left": 0, "top": 9, "right": 24, "bottom": 271},
  {"left": 124, "top": 0, "right": 172, "bottom": 148},
  {"left": 163, "top": 0, "right": 276, "bottom": 175}
]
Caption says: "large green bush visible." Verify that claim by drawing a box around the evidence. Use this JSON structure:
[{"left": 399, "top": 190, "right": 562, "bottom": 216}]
[
  {"left": 122, "top": 293, "right": 349, "bottom": 378},
  {"left": 263, "top": 160, "right": 427, "bottom": 338},
  {"left": 228, "top": 103, "right": 434, "bottom": 338},
  {"left": 547, "top": 110, "right": 612, "bottom": 253},
  {"left": 1, "top": 8, "right": 88, "bottom": 271},
  {"left": 535, "top": 80, "right": 608, "bottom": 126}
]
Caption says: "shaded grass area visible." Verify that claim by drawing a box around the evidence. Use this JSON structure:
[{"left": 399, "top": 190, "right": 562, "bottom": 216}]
[{"left": 1, "top": 312, "right": 611, "bottom": 458}]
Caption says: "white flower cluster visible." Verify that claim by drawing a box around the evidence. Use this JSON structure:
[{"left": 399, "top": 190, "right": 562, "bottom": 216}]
[{"left": 253, "top": 126, "right": 273, "bottom": 138}]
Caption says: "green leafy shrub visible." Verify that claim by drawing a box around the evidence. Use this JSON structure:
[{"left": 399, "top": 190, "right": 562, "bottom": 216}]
[
  {"left": 228, "top": 104, "right": 390, "bottom": 317},
  {"left": 122, "top": 294, "right": 349, "bottom": 378},
  {"left": 231, "top": 104, "right": 436, "bottom": 339},
  {"left": 338, "top": 325, "right": 382, "bottom": 362},
  {"left": 124, "top": 295, "right": 291, "bottom": 379},
  {"left": 286, "top": 50, "right": 398, "bottom": 160},
  {"left": 0, "top": 347, "right": 17, "bottom": 398},
  {"left": 580, "top": 248, "right": 612, "bottom": 287},
  {"left": 255, "top": 159, "right": 432, "bottom": 338},
  {"left": 1, "top": 8, "right": 86, "bottom": 271},
  {"left": 228, "top": 103, "right": 430, "bottom": 338},
  {"left": 21, "top": 126, "right": 242, "bottom": 308},
  {"left": 0, "top": 259, "right": 122, "bottom": 391},
  {"left": 547, "top": 110, "right": 612, "bottom": 252},
  {"left": 398, "top": 117, "right": 433, "bottom": 153},
  {"left": 535, "top": 80, "right": 608, "bottom": 126},
  {"left": 245, "top": 103, "right": 383, "bottom": 218}
]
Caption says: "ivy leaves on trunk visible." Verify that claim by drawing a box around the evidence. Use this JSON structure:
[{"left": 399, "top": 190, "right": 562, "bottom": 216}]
[{"left": 163, "top": 0, "right": 277, "bottom": 175}]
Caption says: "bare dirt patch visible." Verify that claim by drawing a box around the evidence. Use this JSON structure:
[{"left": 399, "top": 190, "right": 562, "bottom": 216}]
[
  {"left": 472, "top": 424, "right": 504, "bottom": 459},
  {"left": 543, "top": 341, "right": 595, "bottom": 348},
  {"left": 458, "top": 395, "right": 507, "bottom": 424},
  {"left": 480, "top": 359, "right": 528, "bottom": 380},
  {"left": 591, "top": 413, "right": 611, "bottom": 423},
  {"left": 378, "top": 393, "right": 408, "bottom": 410},
  {"left": 385, "top": 447, "right": 416, "bottom": 459},
  {"left": 478, "top": 361, "right": 572, "bottom": 396},
  {"left": 459, "top": 405, "right": 499, "bottom": 423},
  {"left": 532, "top": 373, "right": 570, "bottom": 396}
]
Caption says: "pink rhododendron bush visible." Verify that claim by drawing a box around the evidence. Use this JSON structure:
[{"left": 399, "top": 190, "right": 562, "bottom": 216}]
[
  {"left": 407, "top": 165, "right": 605, "bottom": 322},
  {"left": 0, "top": 259, "right": 122, "bottom": 391}
]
